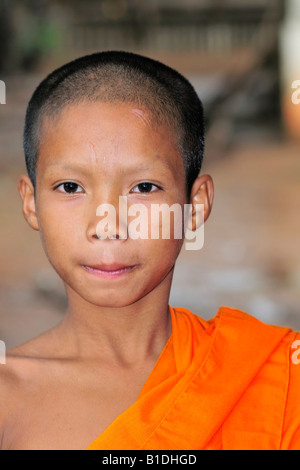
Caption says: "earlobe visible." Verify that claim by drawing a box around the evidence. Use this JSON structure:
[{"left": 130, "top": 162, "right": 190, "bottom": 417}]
[{"left": 18, "top": 175, "right": 40, "bottom": 231}]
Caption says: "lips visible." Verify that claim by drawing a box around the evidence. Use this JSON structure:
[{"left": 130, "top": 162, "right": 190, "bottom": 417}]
[{"left": 82, "top": 263, "right": 137, "bottom": 278}]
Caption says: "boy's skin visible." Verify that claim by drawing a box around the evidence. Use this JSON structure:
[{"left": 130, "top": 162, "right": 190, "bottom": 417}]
[{"left": 0, "top": 101, "right": 213, "bottom": 450}]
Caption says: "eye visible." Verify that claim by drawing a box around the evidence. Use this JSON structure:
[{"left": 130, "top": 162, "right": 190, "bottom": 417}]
[
  {"left": 55, "top": 182, "right": 84, "bottom": 194},
  {"left": 131, "top": 182, "right": 160, "bottom": 194}
]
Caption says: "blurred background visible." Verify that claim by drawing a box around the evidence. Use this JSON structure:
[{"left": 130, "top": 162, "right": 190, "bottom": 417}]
[{"left": 0, "top": 0, "right": 299, "bottom": 348}]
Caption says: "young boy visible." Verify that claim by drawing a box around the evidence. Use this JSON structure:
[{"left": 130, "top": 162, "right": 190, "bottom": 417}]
[{"left": 0, "top": 51, "right": 299, "bottom": 450}]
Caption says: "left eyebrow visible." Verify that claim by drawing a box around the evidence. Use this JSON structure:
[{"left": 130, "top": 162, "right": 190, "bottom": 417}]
[{"left": 120, "top": 159, "right": 177, "bottom": 176}]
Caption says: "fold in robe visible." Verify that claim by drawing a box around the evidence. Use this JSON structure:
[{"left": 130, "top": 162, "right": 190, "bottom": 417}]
[{"left": 87, "top": 306, "right": 300, "bottom": 450}]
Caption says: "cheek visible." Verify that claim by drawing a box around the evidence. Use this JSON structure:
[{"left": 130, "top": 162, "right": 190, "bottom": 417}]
[
  {"left": 138, "top": 237, "right": 183, "bottom": 298},
  {"left": 141, "top": 237, "right": 183, "bottom": 272},
  {"left": 148, "top": 203, "right": 186, "bottom": 243},
  {"left": 36, "top": 202, "right": 82, "bottom": 263},
  {"left": 127, "top": 201, "right": 186, "bottom": 238},
  {"left": 127, "top": 201, "right": 185, "bottom": 268}
]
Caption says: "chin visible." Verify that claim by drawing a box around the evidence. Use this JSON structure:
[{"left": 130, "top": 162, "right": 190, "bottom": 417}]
[{"left": 77, "top": 288, "right": 143, "bottom": 309}]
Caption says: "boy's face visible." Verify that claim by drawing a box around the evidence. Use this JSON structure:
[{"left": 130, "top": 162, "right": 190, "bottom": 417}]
[{"left": 21, "top": 101, "right": 192, "bottom": 308}]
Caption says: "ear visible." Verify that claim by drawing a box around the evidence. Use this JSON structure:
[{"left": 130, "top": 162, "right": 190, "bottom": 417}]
[
  {"left": 18, "top": 175, "right": 40, "bottom": 231},
  {"left": 188, "top": 175, "right": 214, "bottom": 231}
]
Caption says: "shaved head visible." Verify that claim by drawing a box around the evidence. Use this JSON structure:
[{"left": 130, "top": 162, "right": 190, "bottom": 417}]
[{"left": 24, "top": 51, "right": 205, "bottom": 195}]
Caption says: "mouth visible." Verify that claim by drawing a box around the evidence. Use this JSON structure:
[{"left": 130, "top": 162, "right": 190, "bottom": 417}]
[{"left": 82, "top": 263, "right": 137, "bottom": 279}]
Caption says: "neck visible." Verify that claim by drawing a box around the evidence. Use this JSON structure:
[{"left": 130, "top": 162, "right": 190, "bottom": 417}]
[{"left": 56, "top": 278, "right": 173, "bottom": 367}]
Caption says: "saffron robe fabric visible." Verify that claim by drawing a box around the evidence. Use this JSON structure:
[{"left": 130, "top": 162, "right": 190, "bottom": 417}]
[{"left": 87, "top": 306, "right": 300, "bottom": 450}]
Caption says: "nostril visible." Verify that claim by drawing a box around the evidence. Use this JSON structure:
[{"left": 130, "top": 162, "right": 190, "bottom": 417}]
[
  {"left": 110, "top": 234, "right": 120, "bottom": 240},
  {"left": 92, "top": 233, "right": 121, "bottom": 240}
]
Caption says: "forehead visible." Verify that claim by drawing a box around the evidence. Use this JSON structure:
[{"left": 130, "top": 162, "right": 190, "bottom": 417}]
[{"left": 38, "top": 101, "right": 184, "bottom": 175}]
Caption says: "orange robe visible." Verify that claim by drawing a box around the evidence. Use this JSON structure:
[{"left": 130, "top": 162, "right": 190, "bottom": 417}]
[{"left": 87, "top": 306, "right": 300, "bottom": 450}]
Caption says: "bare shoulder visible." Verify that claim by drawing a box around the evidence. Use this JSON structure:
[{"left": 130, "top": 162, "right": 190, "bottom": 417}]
[
  {"left": 0, "top": 327, "right": 63, "bottom": 448},
  {"left": 0, "top": 347, "right": 27, "bottom": 447}
]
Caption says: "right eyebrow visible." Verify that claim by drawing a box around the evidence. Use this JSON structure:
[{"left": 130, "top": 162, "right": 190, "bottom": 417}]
[{"left": 43, "top": 162, "right": 93, "bottom": 175}]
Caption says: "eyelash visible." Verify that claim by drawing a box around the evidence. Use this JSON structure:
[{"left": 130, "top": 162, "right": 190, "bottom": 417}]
[
  {"left": 130, "top": 182, "right": 161, "bottom": 194},
  {"left": 54, "top": 182, "right": 161, "bottom": 195},
  {"left": 54, "top": 182, "right": 84, "bottom": 194}
]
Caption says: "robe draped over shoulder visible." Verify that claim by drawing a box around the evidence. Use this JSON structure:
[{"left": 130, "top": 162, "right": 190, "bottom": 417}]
[{"left": 87, "top": 306, "right": 300, "bottom": 450}]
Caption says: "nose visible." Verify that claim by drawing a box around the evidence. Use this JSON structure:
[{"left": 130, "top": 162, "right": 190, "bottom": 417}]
[{"left": 86, "top": 195, "right": 128, "bottom": 242}]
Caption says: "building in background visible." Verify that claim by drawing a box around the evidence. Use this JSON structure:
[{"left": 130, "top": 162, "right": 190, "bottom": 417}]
[
  {"left": 0, "top": 0, "right": 290, "bottom": 173},
  {"left": 62, "top": 0, "right": 285, "bottom": 146}
]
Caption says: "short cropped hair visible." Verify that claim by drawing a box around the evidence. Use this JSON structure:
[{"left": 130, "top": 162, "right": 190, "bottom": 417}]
[{"left": 23, "top": 51, "right": 205, "bottom": 196}]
